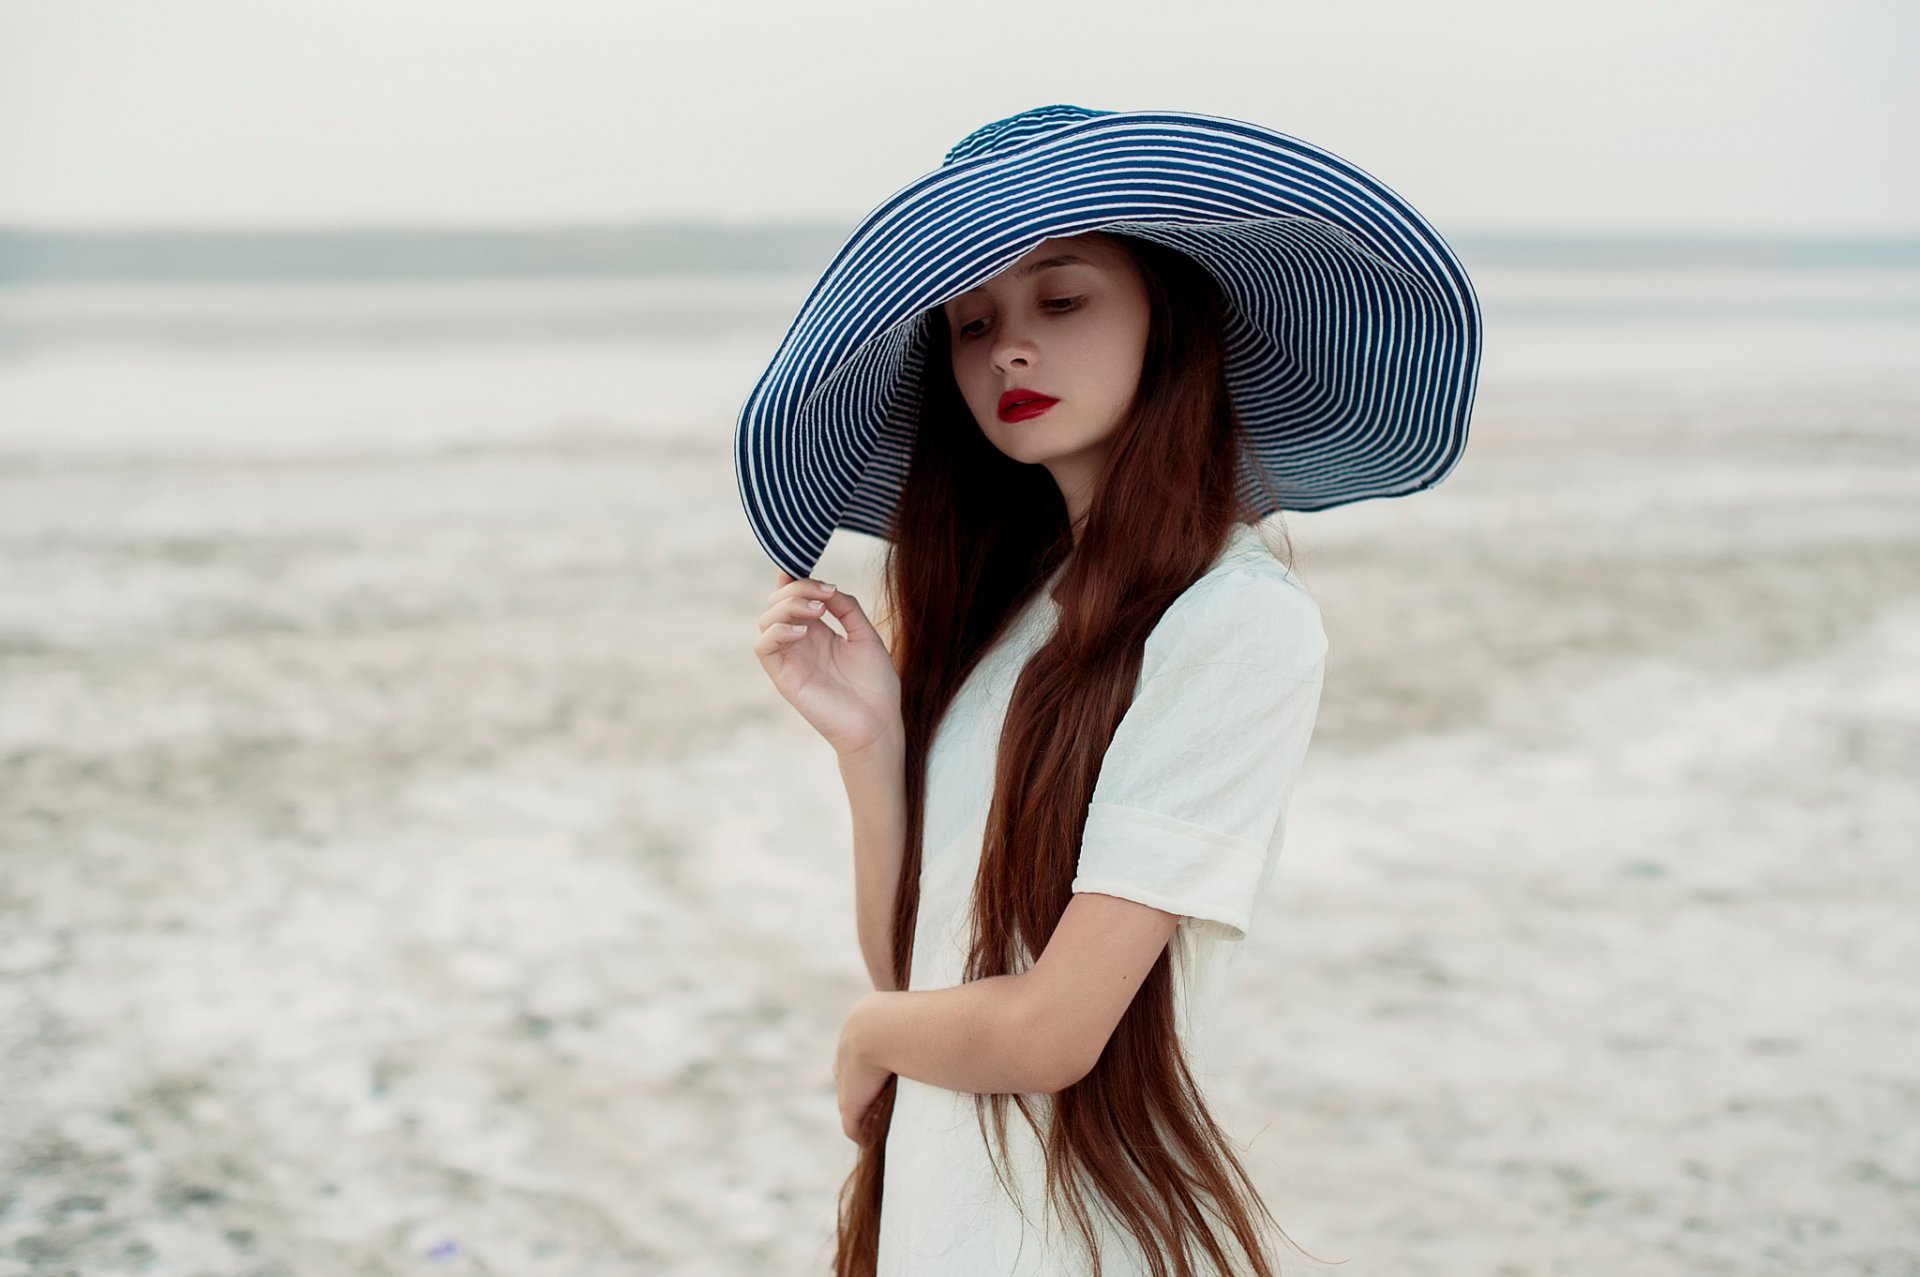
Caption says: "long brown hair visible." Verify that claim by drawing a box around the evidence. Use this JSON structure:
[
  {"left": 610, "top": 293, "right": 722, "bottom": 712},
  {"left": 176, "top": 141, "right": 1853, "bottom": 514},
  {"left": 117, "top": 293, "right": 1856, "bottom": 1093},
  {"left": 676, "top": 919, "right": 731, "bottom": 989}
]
[{"left": 834, "top": 232, "right": 1312, "bottom": 1276}]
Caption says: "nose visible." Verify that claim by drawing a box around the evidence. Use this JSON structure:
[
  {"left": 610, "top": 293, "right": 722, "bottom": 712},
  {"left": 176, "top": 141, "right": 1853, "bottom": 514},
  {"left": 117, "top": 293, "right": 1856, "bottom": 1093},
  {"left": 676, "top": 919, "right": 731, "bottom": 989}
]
[{"left": 989, "top": 322, "right": 1037, "bottom": 375}]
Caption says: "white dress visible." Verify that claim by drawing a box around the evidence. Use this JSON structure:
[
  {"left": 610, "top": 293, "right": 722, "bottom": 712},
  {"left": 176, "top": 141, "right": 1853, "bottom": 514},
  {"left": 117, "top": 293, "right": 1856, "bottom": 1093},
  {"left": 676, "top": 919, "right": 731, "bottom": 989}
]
[{"left": 875, "top": 521, "right": 1329, "bottom": 1276}]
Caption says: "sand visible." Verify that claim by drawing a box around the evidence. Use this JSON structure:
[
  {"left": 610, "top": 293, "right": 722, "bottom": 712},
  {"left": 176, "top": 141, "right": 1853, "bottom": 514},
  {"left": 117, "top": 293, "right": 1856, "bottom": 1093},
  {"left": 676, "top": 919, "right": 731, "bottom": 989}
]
[{"left": 0, "top": 270, "right": 1916, "bottom": 1275}]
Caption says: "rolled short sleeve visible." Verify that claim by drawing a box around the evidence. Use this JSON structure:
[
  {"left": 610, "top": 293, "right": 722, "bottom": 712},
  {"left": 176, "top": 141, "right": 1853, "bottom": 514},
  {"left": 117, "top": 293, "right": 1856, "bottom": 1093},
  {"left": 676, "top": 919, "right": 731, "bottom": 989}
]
[{"left": 1071, "top": 566, "right": 1327, "bottom": 942}]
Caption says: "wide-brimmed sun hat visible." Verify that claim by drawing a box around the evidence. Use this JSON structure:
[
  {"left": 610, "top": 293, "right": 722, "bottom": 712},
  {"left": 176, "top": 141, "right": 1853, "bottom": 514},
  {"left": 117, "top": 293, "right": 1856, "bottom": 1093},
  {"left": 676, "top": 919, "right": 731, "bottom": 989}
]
[{"left": 734, "top": 103, "right": 1483, "bottom": 579}]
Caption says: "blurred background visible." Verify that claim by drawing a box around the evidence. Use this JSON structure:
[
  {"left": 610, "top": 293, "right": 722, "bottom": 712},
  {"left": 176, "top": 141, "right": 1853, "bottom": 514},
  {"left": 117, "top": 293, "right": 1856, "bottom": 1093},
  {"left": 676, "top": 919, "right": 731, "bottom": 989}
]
[{"left": 1, "top": 2, "right": 1916, "bottom": 1274}]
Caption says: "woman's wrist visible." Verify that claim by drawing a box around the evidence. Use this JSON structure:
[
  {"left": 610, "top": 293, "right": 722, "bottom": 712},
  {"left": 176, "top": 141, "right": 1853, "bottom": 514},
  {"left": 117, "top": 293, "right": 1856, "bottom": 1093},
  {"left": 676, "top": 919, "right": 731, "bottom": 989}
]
[
  {"left": 844, "top": 990, "right": 892, "bottom": 1069},
  {"left": 836, "top": 724, "right": 906, "bottom": 771}
]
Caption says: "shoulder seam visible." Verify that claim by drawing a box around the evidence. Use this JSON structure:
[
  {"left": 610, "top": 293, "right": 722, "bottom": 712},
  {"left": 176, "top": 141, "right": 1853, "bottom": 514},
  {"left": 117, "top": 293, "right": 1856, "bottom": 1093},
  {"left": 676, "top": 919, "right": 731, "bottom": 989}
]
[{"left": 1169, "top": 556, "right": 1317, "bottom": 616}]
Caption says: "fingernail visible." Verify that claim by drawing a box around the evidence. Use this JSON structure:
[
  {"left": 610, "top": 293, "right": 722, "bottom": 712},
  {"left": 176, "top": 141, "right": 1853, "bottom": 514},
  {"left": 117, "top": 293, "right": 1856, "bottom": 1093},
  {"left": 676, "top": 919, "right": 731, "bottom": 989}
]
[
  {"left": 821, "top": 582, "right": 837, "bottom": 593},
  {"left": 807, "top": 599, "right": 823, "bottom": 610},
  {"left": 790, "top": 623, "right": 808, "bottom": 634}
]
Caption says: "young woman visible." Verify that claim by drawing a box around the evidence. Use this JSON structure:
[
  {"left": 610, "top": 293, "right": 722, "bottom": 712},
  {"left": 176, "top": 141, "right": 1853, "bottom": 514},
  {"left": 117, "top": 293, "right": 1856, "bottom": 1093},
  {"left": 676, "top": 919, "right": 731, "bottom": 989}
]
[{"left": 739, "top": 106, "right": 1481, "bottom": 1277}]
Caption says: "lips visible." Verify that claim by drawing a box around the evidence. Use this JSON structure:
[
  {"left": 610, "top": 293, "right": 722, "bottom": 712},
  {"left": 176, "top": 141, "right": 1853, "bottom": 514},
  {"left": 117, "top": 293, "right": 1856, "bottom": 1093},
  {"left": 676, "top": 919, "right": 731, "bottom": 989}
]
[{"left": 997, "top": 389, "right": 1058, "bottom": 423}]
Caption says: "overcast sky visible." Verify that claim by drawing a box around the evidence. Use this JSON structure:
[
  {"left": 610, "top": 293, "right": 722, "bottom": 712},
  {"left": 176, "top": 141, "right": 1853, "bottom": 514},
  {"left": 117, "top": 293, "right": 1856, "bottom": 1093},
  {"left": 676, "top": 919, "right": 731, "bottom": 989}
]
[{"left": 2, "top": 0, "right": 1915, "bottom": 234}]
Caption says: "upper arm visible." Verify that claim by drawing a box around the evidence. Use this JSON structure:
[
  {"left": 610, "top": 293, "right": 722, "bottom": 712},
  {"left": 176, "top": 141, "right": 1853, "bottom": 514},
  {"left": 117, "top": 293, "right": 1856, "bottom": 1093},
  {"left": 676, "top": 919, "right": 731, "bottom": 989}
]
[
  {"left": 1014, "top": 567, "right": 1327, "bottom": 1090},
  {"left": 1017, "top": 890, "right": 1180, "bottom": 1092},
  {"left": 1012, "top": 566, "right": 1327, "bottom": 1092},
  {"left": 1072, "top": 567, "right": 1326, "bottom": 942}
]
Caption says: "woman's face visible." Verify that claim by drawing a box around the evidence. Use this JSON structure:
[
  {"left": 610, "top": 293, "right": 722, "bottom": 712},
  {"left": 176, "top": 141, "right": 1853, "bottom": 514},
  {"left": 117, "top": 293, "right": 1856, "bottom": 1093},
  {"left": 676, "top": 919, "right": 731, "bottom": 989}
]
[{"left": 940, "top": 233, "right": 1152, "bottom": 491}]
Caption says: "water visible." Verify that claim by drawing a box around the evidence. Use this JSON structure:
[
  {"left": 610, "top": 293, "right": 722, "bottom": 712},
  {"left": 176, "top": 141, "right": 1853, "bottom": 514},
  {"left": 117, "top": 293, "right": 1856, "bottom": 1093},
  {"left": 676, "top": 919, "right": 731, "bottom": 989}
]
[
  {"left": 1, "top": 261, "right": 1916, "bottom": 462},
  {"left": 0, "top": 275, "right": 817, "bottom": 459}
]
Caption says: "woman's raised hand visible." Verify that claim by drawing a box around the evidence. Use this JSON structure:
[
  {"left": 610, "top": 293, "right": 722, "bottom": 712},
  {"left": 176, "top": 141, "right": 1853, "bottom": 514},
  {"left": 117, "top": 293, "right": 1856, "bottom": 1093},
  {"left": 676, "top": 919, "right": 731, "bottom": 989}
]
[{"left": 755, "top": 570, "right": 903, "bottom": 759}]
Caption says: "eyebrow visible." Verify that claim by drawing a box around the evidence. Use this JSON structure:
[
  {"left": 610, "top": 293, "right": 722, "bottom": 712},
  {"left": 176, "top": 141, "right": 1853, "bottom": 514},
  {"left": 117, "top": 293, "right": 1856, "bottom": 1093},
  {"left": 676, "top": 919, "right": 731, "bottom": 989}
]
[{"left": 952, "top": 253, "right": 1094, "bottom": 299}]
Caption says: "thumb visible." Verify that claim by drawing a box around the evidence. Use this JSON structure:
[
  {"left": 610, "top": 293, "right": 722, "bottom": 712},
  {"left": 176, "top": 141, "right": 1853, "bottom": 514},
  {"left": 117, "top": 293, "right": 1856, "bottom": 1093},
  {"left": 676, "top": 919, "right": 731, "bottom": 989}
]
[{"left": 821, "top": 588, "right": 882, "bottom": 642}]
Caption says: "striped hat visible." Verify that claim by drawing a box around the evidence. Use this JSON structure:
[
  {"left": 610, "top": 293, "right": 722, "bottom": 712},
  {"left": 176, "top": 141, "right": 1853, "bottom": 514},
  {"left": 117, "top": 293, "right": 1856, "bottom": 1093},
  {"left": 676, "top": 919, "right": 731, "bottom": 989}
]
[{"left": 735, "top": 104, "right": 1483, "bottom": 579}]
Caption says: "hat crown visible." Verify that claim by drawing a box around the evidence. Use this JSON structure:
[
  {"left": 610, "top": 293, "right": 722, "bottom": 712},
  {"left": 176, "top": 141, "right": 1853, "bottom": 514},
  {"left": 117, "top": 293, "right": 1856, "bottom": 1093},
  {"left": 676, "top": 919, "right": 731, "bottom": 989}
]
[
  {"left": 739, "top": 104, "right": 1483, "bottom": 580},
  {"left": 942, "top": 103, "right": 1113, "bottom": 166}
]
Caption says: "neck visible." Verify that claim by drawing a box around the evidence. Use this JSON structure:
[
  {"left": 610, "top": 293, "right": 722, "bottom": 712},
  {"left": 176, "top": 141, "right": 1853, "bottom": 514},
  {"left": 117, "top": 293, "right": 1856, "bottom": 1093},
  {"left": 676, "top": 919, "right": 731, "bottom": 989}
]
[{"left": 1044, "top": 449, "right": 1104, "bottom": 544}]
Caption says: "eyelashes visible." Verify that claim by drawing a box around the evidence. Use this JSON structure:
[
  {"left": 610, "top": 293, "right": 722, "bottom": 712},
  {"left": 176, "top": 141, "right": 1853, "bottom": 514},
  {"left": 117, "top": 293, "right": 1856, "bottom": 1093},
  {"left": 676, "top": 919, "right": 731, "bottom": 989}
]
[{"left": 954, "top": 296, "right": 1085, "bottom": 340}]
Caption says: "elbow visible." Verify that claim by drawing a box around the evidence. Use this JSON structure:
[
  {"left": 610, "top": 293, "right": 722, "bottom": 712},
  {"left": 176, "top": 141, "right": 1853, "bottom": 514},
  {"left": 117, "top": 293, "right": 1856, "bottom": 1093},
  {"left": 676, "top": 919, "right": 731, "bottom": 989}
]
[
  {"left": 1037, "top": 1040, "right": 1102, "bottom": 1094},
  {"left": 1008, "top": 979, "right": 1103, "bottom": 1094},
  {"left": 1038, "top": 1050, "right": 1097, "bottom": 1095}
]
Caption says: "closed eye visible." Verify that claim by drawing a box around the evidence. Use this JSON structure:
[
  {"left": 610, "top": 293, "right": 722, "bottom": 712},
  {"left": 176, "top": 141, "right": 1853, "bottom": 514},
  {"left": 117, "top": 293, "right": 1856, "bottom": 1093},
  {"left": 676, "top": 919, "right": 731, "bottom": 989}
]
[{"left": 953, "top": 297, "right": 1084, "bottom": 340}]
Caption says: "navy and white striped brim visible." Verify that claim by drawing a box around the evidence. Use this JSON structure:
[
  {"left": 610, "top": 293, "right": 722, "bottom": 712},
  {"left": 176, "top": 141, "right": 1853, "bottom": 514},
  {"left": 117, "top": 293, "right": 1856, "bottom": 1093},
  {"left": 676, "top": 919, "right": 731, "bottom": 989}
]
[{"left": 735, "top": 104, "right": 1483, "bottom": 580}]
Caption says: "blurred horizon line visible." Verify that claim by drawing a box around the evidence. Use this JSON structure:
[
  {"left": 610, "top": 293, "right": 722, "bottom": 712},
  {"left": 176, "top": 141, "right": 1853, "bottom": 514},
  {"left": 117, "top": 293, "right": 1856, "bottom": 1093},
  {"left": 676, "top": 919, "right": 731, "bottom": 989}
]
[{"left": 4, "top": 221, "right": 1919, "bottom": 284}]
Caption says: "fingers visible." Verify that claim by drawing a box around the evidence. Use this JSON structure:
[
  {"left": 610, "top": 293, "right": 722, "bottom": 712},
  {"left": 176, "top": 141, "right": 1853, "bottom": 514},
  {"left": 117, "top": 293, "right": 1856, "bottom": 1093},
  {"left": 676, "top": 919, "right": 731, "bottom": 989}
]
[
  {"left": 758, "top": 583, "right": 836, "bottom": 633},
  {"left": 765, "top": 574, "right": 837, "bottom": 609},
  {"left": 759, "top": 572, "right": 886, "bottom": 658},
  {"left": 754, "top": 607, "right": 814, "bottom": 656},
  {"left": 819, "top": 588, "right": 880, "bottom": 642},
  {"left": 754, "top": 621, "right": 812, "bottom": 660},
  {"left": 755, "top": 575, "right": 837, "bottom": 658}
]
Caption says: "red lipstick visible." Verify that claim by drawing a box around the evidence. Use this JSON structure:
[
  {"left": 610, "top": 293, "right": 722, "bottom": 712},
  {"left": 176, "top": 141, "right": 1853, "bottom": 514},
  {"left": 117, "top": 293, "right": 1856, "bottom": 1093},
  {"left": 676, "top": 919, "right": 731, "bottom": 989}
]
[{"left": 997, "top": 388, "right": 1058, "bottom": 423}]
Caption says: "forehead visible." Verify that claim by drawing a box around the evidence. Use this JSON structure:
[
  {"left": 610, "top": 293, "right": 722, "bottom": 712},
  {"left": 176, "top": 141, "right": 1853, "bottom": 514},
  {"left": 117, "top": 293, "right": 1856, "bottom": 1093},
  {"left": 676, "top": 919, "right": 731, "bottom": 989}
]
[
  {"left": 947, "top": 235, "right": 1123, "bottom": 303},
  {"left": 1005, "top": 235, "right": 1123, "bottom": 272}
]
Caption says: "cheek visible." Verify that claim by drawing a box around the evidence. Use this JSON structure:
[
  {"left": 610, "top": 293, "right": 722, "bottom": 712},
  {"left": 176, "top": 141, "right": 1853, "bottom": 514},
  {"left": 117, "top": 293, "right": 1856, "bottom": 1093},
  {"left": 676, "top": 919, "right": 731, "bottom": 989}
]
[
  {"left": 1121, "top": 317, "right": 1152, "bottom": 396},
  {"left": 950, "top": 350, "right": 997, "bottom": 421},
  {"left": 1090, "top": 328, "right": 1149, "bottom": 404},
  {"left": 950, "top": 343, "right": 984, "bottom": 384}
]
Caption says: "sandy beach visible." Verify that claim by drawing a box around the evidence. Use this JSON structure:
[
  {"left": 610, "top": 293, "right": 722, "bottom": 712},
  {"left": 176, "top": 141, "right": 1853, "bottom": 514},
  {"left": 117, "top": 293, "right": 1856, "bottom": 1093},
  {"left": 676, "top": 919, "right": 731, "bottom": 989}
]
[{"left": 0, "top": 264, "right": 1916, "bottom": 1275}]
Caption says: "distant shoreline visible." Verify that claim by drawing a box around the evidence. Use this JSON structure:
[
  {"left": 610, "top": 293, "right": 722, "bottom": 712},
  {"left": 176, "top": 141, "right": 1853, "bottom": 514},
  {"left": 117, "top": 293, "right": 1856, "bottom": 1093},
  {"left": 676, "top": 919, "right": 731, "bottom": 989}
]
[{"left": 2, "top": 223, "right": 1918, "bottom": 283}]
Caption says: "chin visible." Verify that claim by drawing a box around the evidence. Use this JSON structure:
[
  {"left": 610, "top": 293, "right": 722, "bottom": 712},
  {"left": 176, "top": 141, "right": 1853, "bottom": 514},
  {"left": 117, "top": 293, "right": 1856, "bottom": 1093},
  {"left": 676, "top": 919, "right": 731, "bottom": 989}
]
[
  {"left": 991, "top": 427, "right": 1062, "bottom": 459},
  {"left": 984, "top": 414, "right": 1105, "bottom": 464}
]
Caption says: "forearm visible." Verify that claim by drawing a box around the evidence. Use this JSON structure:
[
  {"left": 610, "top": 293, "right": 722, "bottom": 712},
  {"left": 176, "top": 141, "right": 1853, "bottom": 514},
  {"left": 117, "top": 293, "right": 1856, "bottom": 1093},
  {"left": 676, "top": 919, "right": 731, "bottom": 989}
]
[
  {"left": 846, "top": 973, "right": 1076, "bottom": 1096},
  {"left": 838, "top": 735, "right": 908, "bottom": 992}
]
